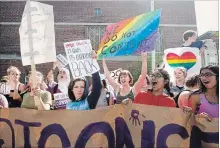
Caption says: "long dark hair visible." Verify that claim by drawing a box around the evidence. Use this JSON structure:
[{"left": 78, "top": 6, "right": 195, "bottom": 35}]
[
  {"left": 189, "top": 66, "right": 219, "bottom": 99},
  {"left": 151, "top": 69, "right": 174, "bottom": 97},
  {"left": 68, "top": 78, "right": 88, "bottom": 102},
  {"left": 200, "top": 65, "right": 219, "bottom": 97}
]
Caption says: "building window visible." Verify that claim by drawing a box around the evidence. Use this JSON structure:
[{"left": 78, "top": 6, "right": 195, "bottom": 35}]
[
  {"left": 94, "top": 8, "right": 102, "bottom": 16},
  {"left": 86, "top": 26, "right": 106, "bottom": 50}
]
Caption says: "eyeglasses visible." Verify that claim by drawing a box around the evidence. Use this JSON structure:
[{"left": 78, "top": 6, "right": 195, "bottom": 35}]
[
  {"left": 149, "top": 73, "right": 163, "bottom": 79},
  {"left": 199, "top": 72, "right": 217, "bottom": 78}
]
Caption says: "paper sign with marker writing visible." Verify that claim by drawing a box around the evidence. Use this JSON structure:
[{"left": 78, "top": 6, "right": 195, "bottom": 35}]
[
  {"left": 57, "top": 54, "right": 69, "bottom": 67},
  {"left": 164, "top": 47, "right": 202, "bottom": 82},
  {"left": 110, "top": 68, "right": 122, "bottom": 81},
  {"left": 97, "top": 9, "right": 161, "bottom": 59},
  {"left": 64, "top": 39, "right": 100, "bottom": 78},
  {"left": 53, "top": 93, "right": 70, "bottom": 109},
  {"left": 19, "top": 1, "right": 56, "bottom": 66}
]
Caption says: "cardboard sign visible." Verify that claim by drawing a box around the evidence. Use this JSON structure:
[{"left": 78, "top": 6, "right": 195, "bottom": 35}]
[
  {"left": 0, "top": 105, "right": 218, "bottom": 147},
  {"left": 64, "top": 39, "right": 100, "bottom": 78},
  {"left": 97, "top": 9, "right": 161, "bottom": 59},
  {"left": 56, "top": 54, "right": 69, "bottom": 68},
  {"left": 53, "top": 93, "right": 70, "bottom": 109},
  {"left": 164, "top": 47, "right": 202, "bottom": 82},
  {"left": 19, "top": 1, "right": 56, "bottom": 66}
]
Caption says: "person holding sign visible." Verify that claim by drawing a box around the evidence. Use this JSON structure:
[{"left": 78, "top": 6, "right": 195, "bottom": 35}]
[
  {"left": 66, "top": 51, "right": 102, "bottom": 110},
  {"left": 134, "top": 69, "right": 176, "bottom": 107},
  {"left": 189, "top": 66, "right": 219, "bottom": 120},
  {"left": 21, "top": 71, "right": 52, "bottom": 110},
  {"left": 2, "top": 66, "right": 26, "bottom": 108},
  {"left": 102, "top": 52, "right": 147, "bottom": 104}
]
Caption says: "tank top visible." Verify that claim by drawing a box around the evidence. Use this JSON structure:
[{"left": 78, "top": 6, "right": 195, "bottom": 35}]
[
  {"left": 197, "top": 94, "right": 219, "bottom": 118},
  {"left": 116, "top": 88, "right": 134, "bottom": 104},
  {"left": 5, "top": 84, "right": 22, "bottom": 108}
]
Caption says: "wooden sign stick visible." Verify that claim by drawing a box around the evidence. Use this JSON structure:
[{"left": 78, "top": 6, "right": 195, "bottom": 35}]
[{"left": 26, "top": 0, "right": 38, "bottom": 105}]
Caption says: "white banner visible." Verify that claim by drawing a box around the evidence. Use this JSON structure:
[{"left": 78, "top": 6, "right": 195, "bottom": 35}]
[
  {"left": 19, "top": 1, "right": 56, "bottom": 66},
  {"left": 164, "top": 47, "right": 202, "bottom": 82},
  {"left": 64, "top": 39, "right": 100, "bottom": 78}
]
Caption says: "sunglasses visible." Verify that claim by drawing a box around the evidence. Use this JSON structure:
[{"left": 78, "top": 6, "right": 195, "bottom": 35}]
[{"left": 199, "top": 72, "right": 217, "bottom": 78}]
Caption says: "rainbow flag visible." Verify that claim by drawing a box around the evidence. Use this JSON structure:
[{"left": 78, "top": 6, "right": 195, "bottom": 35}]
[{"left": 97, "top": 9, "right": 161, "bottom": 60}]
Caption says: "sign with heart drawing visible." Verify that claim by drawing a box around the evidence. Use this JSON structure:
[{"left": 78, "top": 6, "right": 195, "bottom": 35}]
[{"left": 164, "top": 47, "right": 202, "bottom": 82}]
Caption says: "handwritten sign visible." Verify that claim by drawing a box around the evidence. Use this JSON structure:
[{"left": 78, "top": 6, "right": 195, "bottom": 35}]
[
  {"left": 19, "top": 1, "right": 56, "bottom": 66},
  {"left": 97, "top": 9, "right": 161, "bottom": 59},
  {"left": 53, "top": 93, "right": 70, "bottom": 109},
  {"left": 110, "top": 68, "right": 122, "bottom": 81},
  {"left": 56, "top": 54, "right": 69, "bottom": 68},
  {"left": 64, "top": 39, "right": 100, "bottom": 78},
  {"left": 164, "top": 47, "right": 202, "bottom": 82},
  {"left": 0, "top": 105, "right": 218, "bottom": 147}
]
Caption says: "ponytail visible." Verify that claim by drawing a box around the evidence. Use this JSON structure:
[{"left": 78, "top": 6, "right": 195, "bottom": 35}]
[{"left": 164, "top": 82, "right": 174, "bottom": 98}]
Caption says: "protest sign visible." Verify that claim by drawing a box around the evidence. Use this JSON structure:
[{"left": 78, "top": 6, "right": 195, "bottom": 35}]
[
  {"left": 164, "top": 47, "right": 202, "bottom": 82},
  {"left": 110, "top": 68, "right": 122, "bottom": 81},
  {"left": 0, "top": 104, "right": 218, "bottom": 147},
  {"left": 19, "top": 1, "right": 56, "bottom": 66},
  {"left": 64, "top": 39, "right": 100, "bottom": 78},
  {"left": 56, "top": 54, "right": 69, "bottom": 68},
  {"left": 53, "top": 93, "right": 70, "bottom": 109},
  {"left": 97, "top": 9, "right": 161, "bottom": 59}
]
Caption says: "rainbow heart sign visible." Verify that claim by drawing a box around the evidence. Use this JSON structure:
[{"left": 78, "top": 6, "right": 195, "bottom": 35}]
[
  {"left": 166, "top": 52, "right": 197, "bottom": 70},
  {"left": 97, "top": 9, "right": 161, "bottom": 60},
  {"left": 164, "top": 47, "right": 202, "bottom": 82}
]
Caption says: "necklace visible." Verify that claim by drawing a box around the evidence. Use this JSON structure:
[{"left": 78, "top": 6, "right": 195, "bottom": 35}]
[{"left": 205, "top": 93, "right": 218, "bottom": 104}]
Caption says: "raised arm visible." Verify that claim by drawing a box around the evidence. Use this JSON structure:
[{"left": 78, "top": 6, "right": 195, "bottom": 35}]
[
  {"left": 133, "top": 51, "right": 147, "bottom": 96},
  {"left": 102, "top": 59, "right": 121, "bottom": 91},
  {"left": 87, "top": 50, "right": 102, "bottom": 109},
  {"left": 87, "top": 72, "right": 102, "bottom": 109}
]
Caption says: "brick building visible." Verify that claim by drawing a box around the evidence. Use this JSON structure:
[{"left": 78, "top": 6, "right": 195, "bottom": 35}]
[{"left": 0, "top": 1, "right": 197, "bottom": 82}]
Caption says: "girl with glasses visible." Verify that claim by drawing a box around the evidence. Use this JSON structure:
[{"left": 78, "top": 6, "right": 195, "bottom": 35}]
[
  {"left": 189, "top": 65, "right": 219, "bottom": 121},
  {"left": 134, "top": 69, "right": 175, "bottom": 107}
]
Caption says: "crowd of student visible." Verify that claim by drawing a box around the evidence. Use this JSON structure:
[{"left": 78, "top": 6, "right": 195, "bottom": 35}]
[{"left": 0, "top": 30, "right": 219, "bottom": 122}]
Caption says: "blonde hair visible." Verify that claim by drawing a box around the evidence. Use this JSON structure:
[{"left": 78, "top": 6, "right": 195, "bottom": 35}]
[
  {"left": 7, "top": 66, "right": 21, "bottom": 75},
  {"left": 174, "top": 67, "right": 187, "bottom": 78}
]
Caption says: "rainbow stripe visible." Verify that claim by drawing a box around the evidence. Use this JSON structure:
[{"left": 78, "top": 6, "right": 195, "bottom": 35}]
[
  {"left": 97, "top": 9, "right": 161, "bottom": 59},
  {"left": 166, "top": 52, "right": 197, "bottom": 70}
]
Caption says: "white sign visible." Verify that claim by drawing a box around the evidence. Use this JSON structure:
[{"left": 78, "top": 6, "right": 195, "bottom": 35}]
[
  {"left": 56, "top": 54, "right": 69, "bottom": 67},
  {"left": 19, "top": 1, "right": 56, "bottom": 66},
  {"left": 110, "top": 68, "right": 122, "bottom": 81},
  {"left": 164, "top": 47, "right": 202, "bottom": 82},
  {"left": 53, "top": 93, "right": 70, "bottom": 109},
  {"left": 64, "top": 39, "right": 100, "bottom": 78}
]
